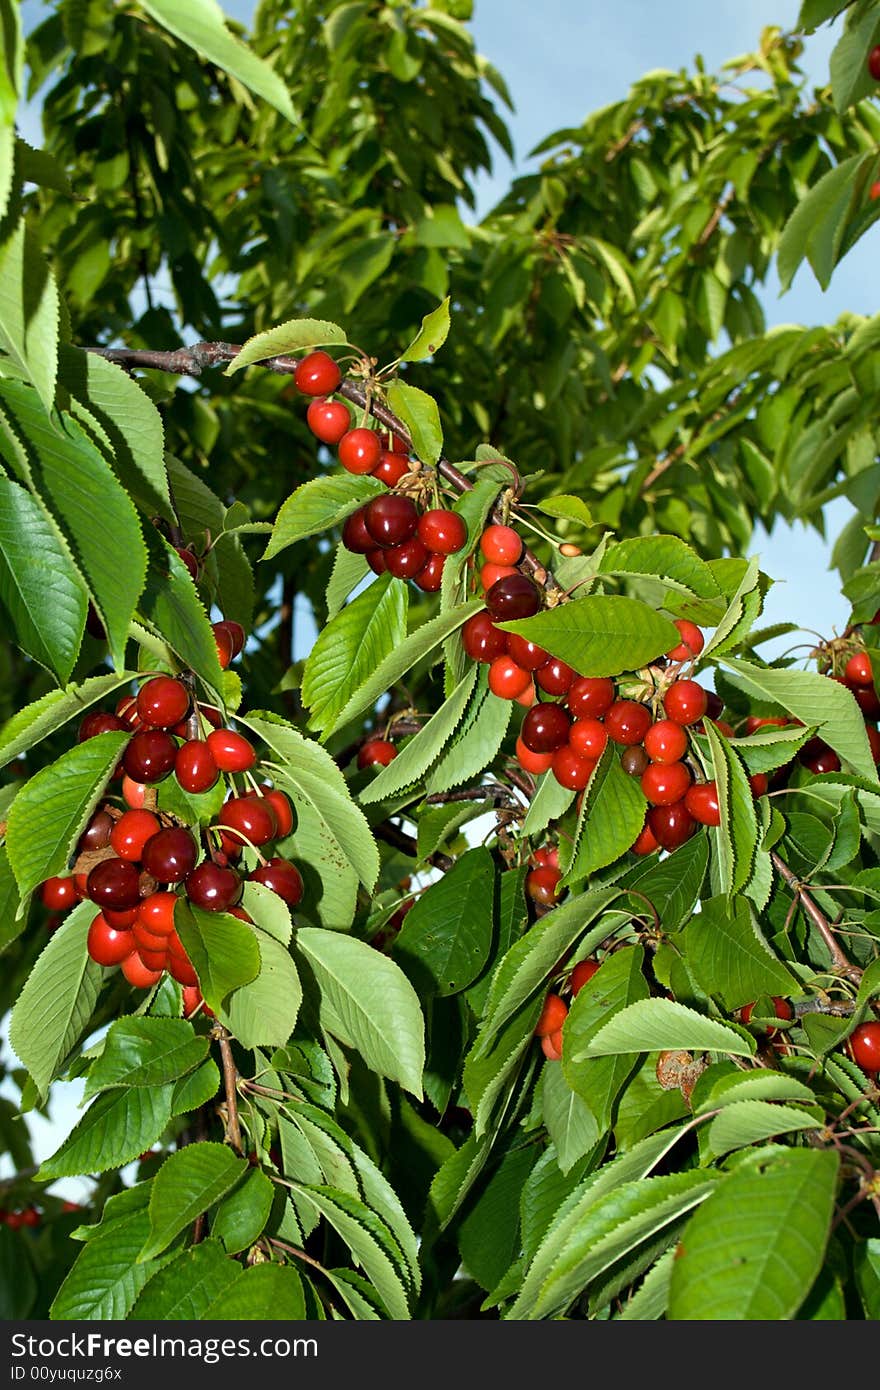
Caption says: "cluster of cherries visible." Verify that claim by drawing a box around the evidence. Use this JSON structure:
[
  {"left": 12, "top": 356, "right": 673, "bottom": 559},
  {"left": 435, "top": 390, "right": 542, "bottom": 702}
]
[
  {"left": 0, "top": 1204, "right": 42, "bottom": 1229},
  {"left": 39, "top": 673, "right": 303, "bottom": 1002}
]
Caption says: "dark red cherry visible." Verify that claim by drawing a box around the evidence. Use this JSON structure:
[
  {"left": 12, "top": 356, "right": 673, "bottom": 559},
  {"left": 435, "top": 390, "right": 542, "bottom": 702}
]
[
  {"left": 123, "top": 730, "right": 177, "bottom": 784},
  {"left": 461, "top": 612, "right": 507, "bottom": 663},
  {"left": 86, "top": 858, "right": 143, "bottom": 911},
  {"left": 249, "top": 857, "right": 304, "bottom": 906},
  {"left": 141, "top": 827, "right": 198, "bottom": 883},
  {"left": 78, "top": 711, "right": 127, "bottom": 742},
  {"left": 521, "top": 702, "right": 571, "bottom": 753},
  {"left": 185, "top": 863, "right": 243, "bottom": 912},
  {"left": 364, "top": 494, "right": 418, "bottom": 548},
  {"left": 385, "top": 537, "right": 429, "bottom": 579},
  {"left": 342, "top": 507, "right": 374, "bottom": 555},
  {"left": 485, "top": 574, "right": 540, "bottom": 621}
]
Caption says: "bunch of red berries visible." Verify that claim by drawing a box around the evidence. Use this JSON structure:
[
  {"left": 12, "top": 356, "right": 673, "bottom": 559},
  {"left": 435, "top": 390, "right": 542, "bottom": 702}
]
[
  {"left": 534, "top": 956, "right": 602, "bottom": 1061},
  {"left": 295, "top": 350, "right": 412, "bottom": 486},
  {"left": 342, "top": 496, "right": 467, "bottom": 591}
]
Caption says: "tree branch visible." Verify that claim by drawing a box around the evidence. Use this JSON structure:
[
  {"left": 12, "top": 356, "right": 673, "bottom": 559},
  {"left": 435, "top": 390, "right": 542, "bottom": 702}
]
[
  {"left": 214, "top": 1027, "right": 244, "bottom": 1155},
  {"left": 771, "top": 851, "right": 863, "bottom": 984}
]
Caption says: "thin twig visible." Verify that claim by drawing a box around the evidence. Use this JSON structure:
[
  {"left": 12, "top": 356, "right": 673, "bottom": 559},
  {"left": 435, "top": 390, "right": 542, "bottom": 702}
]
[
  {"left": 215, "top": 1027, "right": 244, "bottom": 1155},
  {"left": 771, "top": 851, "right": 863, "bottom": 984}
]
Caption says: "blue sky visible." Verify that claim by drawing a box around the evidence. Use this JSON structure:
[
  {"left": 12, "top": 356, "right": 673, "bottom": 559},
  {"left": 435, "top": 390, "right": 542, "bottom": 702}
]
[{"left": 4, "top": 2, "right": 874, "bottom": 1180}]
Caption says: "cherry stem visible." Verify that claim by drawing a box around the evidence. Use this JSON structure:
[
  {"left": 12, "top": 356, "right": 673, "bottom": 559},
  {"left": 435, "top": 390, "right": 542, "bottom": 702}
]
[{"left": 770, "top": 851, "right": 862, "bottom": 983}]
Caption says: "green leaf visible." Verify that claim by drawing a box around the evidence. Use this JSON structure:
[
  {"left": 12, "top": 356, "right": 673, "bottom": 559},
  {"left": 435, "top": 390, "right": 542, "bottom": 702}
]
[
  {"left": 399, "top": 297, "right": 451, "bottom": 363},
  {"left": 535, "top": 495, "right": 594, "bottom": 529},
  {"left": 777, "top": 153, "right": 871, "bottom": 291},
  {"left": 0, "top": 672, "right": 136, "bottom": 769},
  {"left": 0, "top": 380, "right": 146, "bottom": 671},
  {"left": 521, "top": 770, "right": 575, "bottom": 837},
  {"left": 541, "top": 1063, "right": 601, "bottom": 1174},
  {"left": 283, "top": 794, "right": 358, "bottom": 930},
  {"left": 598, "top": 535, "right": 721, "bottom": 602},
  {"left": 458, "top": 1144, "right": 538, "bottom": 1290},
  {"left": 704, "top": 1101, "right": 820, "bottom": 1159},
  {"left": 0, "top": 217, "right": 59, "bottom": 414},
  {"left": 241, "top": 881, "right": 293, "bottom": 945},
  {"left": 683, "top": 895, "right": 798, "bottom": 1011},
  {"left": 8, "top": 901, "right": 102, "bottom": 1100},
  {"left": 563, "top": 747, "right": 647, "bottom": 885},
  {"left": 224, "top": 319, "right": 346, "bottom": 375},
  {"left": 303, "top": 573, "right": 406, "bottom": 734},
  {"left": 668, "top": 1150, "right": 839, "bottom": 1319},
  {"left": 359, "top": 665, "right": 477, "bottom": 802},
  {"left": 38, "top": 1086, "right": 174, "bottom": 1179},
  {"left": 563, "top": 947, "right": 651, "bottom": 1129},
  {"left": 138, "top": 0, "right": 300, "bottom": 126},
  {"left": 50, "top": 1207, "right": 177, "bottom": 1320},
  {"left": 296, "top": 927, "right": 425, "bottom": 1098},
  {"left": 723, "top": 657, "right": 878, "bottom": 781},
  {"left": 83, "top": 1018, "right": 208, "bottom": 1101},
  {"left": 243, "top": 713, "right": 379, "bottom": 890},
  {"left": 129, "top": 1239, "right": 239, "bottom": 1319},
  {"left": 619, "top": 832, "right": 708, "bottom": 932},
  {"left": 211, "top": 1169, "right": 274, "bottom": 1255},
  {"left": 498, "top": 595, "right": 679, "bottom": 677},
  {"left": 325, "top": 543, "right": 368, "bottom": 621},
  {"left": 140, "top": 1143, "right": 247, "bottom": 1262},
  {"left": 581, "top": 999, "right": 755, "bottom": 1059},
  {"left": 174, "top": 900, "right": 261, "bottom": 1013},
  {"left": 830, "top": 8, "right": 880, "bottom": 111},
  {"left": 0, "top": 475, "right": 87, "bottom": 683},
  {"left": 263, "top": 475, "right": 383, "bottom": 561},
  {"left": 704, "top": 719, "right": 759, "bottom": 896},
  {"left": 393, "top": 846, "right": 495, "bottom": 995},
  {"left": 138, "top": 533, "right": 224, "bottom": 693},
  {"left": 202, "top": 1263, "right": 307, "bottom": 1319},
  {"left": 171, "top": 1059, "right": 220, "bottom": 1117},
  {"left": 312, "top": 599, "right": 482, "bottom": 738},
  {"left": 386, "top": 379, "right": 443, "bottom": 466},
  {"left": 6, "top": 729, "right": 128, "bottom": 901},
  {"left": 695, "top": 1070, "right": 817, "bottom": 1113},
  {"left": 290, "top": 1185, "right": 411, "bottom": 1319},
  {"left": 425, "top": 673, "right": 513, "bottom": 793},
  {"left": 219, "top": 927, "right": 302, "bottom": 1050},
  {"left": 0, "top": 845, "right": 23, "bottom": 952},
  {"left": 156, "top": 767, "right": 225, "bottom": 828}
]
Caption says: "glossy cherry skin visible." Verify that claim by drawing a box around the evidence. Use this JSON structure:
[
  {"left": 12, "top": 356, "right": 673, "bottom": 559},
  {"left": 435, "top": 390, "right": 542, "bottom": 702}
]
[
  {"left": 205, "top": 729, "right": 257, "bottom": 773},
  {"left": 366, "top": 549, "right": 387, "bottom": 575},
  {"left": 338, "top": 427, "right": 382, "bottom": 475},
  {"left": 87, "top": 913, "right": 135, "bottom": 966},
  {"left": 136, "top": 676, "right": 190, "bottom": 729},
  {"left": 541, "top": 1029, "right": 564, "bottom": 1061},
  {"left": 213, "top": 623, "right": 235, "bottom": 670},
  {"left": 40, "top": 877, "right": 79, "bottom": 911},
  {"left": 358, "top": 739, "right": 397, "bottom": 769},
  {"left": 167, "top": 950, "right": 198, "bottom": 987},
  {"left": 306, "top": 397, "right": 351, "bottom": 444},
  {"left": 249, "top": 857, "right": 304, "bottom": 906},
  {"left": 605, "top": 701, "right": 652, "bottom": 746},
  {"left": 110, "top": 808, "right": 161, "bottom": 862},
  {"left": 488, "top": 655, "right": 531, "bottom": 700},
  {"left": 521, "top": 702, "right": 571, "bottom": 753},
  {"left": 480, "top": 524, "right": 523, "bottom": 566},
  {"left": 621, "top": 741, "right": 649, "bottom": 776},
  {"left": 123, "top": 730, "right": 177, "bottom": 784},
  {"left": 685, "top": 781, "right": 721, "bottom": 826},
  {"left": 641, "top": 760, "right": 691, "bottom": 806},
  {"left": 666, "top": 619, "right": 704, "bottom": 662},
  {"left": 294, "top": 350, "right": 341, "bottom": 397},
  {"left": 851, "top": 683, "right": 880, "bottom": 719},
  {"left": 536, "top": 657, "right": 575, "bottom": 697},
  {"left": 526, "top": 866, "right": 561, "bottom": 906},
  {"left": 86, "top": 858, "right": 143, "bottom": 911},
  {"left": 568, "top": 677, "right": 616, "bottom": 720},
  {"left": 569, "top": 719, "right": 608, "bottom": 760},
  {"left": 141, "top": 827, "right": 198, "bottom": 882},
  {"left": 647, "top": 801, "right": 697, "bottom": 850},
  {"left": 78, "top": 711, "right": 127, "bottom": 742},
  {"left": 532, "top": 845, "right": 560, "bottom": 870},
  {"left": 485, "top": 574, "right": 540, "bottom": 621},
  {"left": 849, "top": 1020, "right": 880, "bottom": 1072},
  {"left": 182, "top": 984, "right": 213, "bottom": 1018},
  {"left": 515, "top": 735, "right": 554, "bottom": 775},
  {"left": 219, "top": 797, "right": 278, "bottom": 848},
  {"left": 342, "top": 507, "right": 375, "bottom": 554},
  {"left": 740, "top": 996, "right": 793, "bottom": 1039},
  {"left": 364, "top": 494, "right": 418, "bottom": 547},
  {"left": 175, "top": 740, "right": 219, "bottom": 794},
  {"left": 551, "top": 745, "right": 596, "bottom": 790},
  {"left": 480, "top": 561, "right": 518, "bottom": 591},
  {"left": 506, "top": 633, "right": 549, "bottom": 671},
  {"left": 215, "top": 620, "right": 245, "bottom": 659},
  {"left": 262, "top": 787, "right": 294, "bottom": 837},
  {"left": 570, "top": 959, "right": 600, "bottom": 995},
  {"left": 78, "top": 810, "right": 115, "bottom": 854},
  {"left": 185, "top": 863, "right": 243, "bottom": 912},
  {"left": 644, "top": 719, "right": 688, "bottom": 764},
  {"left": 535, "top": 993, "right": 568, "bottom": 1037},
  {"left": 461, "top": 612, "right": 507, "bottom": 663},
  {"left": 414, "top": 553, "right": 445, "bottom": 591},
  {"left": 417, "top": 509, "right": 467, "bottom": 555},
  {"left": 749, "top": 772, "right": 769, "bottom": 797},
  {"left": 385, "top": 537, "right": 429, "bottom": 579},
  {"left": 868, "top": 43, "right": 880, "bottom": 81},
  {"left": 663, "top": 680, "right": 709, "bottom": 726},
  {"left": 137, "top": 892, "right": 178, "bottom": 937},
  {"left": 631, "top": 821, "right": 659, "bottom": 855},
  {"left": 122, "top": 952, "right": 163, "bottom": 989},
  {"left": 374, "top": 451, "right": 410, "bottom": 487},
  {"left": 866, "top": 725, "right": 880, "bottom": 764},
  {"left": 104, "top": 906, "right": 137, "bottom": 929}
]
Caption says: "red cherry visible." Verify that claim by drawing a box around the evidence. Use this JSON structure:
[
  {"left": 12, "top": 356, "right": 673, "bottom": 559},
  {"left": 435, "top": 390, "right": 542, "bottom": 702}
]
[
  {"left": 182, "top": 984, "right": 213, "bottom": 1018},
  {"left": 631, "top": 822, "right": 659, "bottom": 856},
  {"left": 77, "top": 810, "right": 115, "bottom": 854},
  {"left": 551, "top": 745, "right": 596, "bottom": 790},
  {"left": 749, "top": 772, "right": 769, "bottom": 797},
  {"left": 167, "top": 950, "right": 198, "bottom": 987},
  {"left": 666, "top": 619, "right": 704, "bottom": 663},
  {"left": 338, "top": 428, "right": 382, "bottom": 475},
  {"left": 175, "top": 546, "right": 199, "bottom": 580},
  {"left": 122, "top": 775, "right": 147, "bottom": 809},
  {"left": 342, "top": 507, "right": 375, "bottom": 555},
  {"left": 488, "top": 655, "right": 532, "bottom": 700},
  {"left": 185, "top": 863, "right": 243, "bottom": 912},
  {"left": 387, "top": 431, "right": 409, "bottom": 455},
  {"left": 121, "top": 952, "right": 163, "bottom": 988},
  {"left": 535, "top": 993, "right": 568, "bottom": 1037},
  {"left": 568, "top": 719, "right": 608, "bottom": 761},
  {"left": 73, "top": 872, "right": 89, "bottom": 899},
  {"left": 306, "top": 398, "right": 350, "bottom": 444},
  {"left": 515, "top": 735, "right": 554, "bottom": 775},
  {"left": 136, "top": 676, "right": 190, "bottom": 729},
  {"left": 417, "top": 509, "right": 467, "bottom": 555},
  {"left": 481, "top": 525, "right": 523, "bottom": 566},
  {"left": 461, "top": 612, "right": 507, "bottom": 663},
  {"left": 137, "top": 944, "right": 170, "bottom": 973},
  {"left": 212, "top": 623, "right": 234, "bottom": 669},
  {"left": 515, "top": 680, "right": 537, "bottom": 708},
  {"left": 849, "top": 1020, "right": 880, "bottom": 1072},
  {"left": 205, "top": 729, "right": 257, "bottom": 773},
  {"left": 480, "top": 561, "right": 518, "bottom": 591},
  {"left": 526, "top": 866, "right": 562, "bottom": 906},
  {"left": 123, "top": 730, "right": 177, "bottom": 784},
  {"left": 506, "top": 633, "right": 549, "bottom": 671},
  {"left": 87, "top": 913, "right": 135, "bottom": 966},
  {"left": 851, "top": 684, "right": 880, "bottom": 719},
  {"left": 521, "top": 702, "right": 571, "bottom": 753},
  {"left": 684, "top": 781, "right": 721, "bottom": 826},
  {"left": 870, "top": 180, "right": 880, "bottom": 202},
  {"left": 137, "top": 892, "right": 178, "bottom": 937},
  {"left": 110, "top": 809, "right": 161, "bottom": 862},
  {"left": 414, "top": 552, "right": 445, "bottom": 591},
  {"left": 531, "top": 845, "right": 560, "bottom": 870},
  {"left": 568, "top": 677, "right": 616, "bottom": 720},
  {"left": 115, "top": 696, "right": 140, "bottom": 729},
  {"left": 141, "top": 827, "right": 198, "bottom": 882},
  {"left": 358, "top": 739, "right": 397, "bottom": 769},
  {"left": 262, "top": 787, "right": 294, "bottom": 837},
  {"left": 535, "top": 657, "right": 575, "bottom": 697},
  {"left": 744, "top": 716, "right": 788, "bottom": 734},
  {"left": 104, "top": 906, "right": 137, "bottom": 929},
  {"left": 249, "top": 857, "right": 304, "bottom": 906},
  {"left": 663, "top": 680, "right": 709, "bottom": 727},
  {"left": 215, "top": 620, "right": 246, "bottom": 659},
  {"left": 364, "top": 494, "right": 418, "bottom": 547},
  {"left": 40, "top": 877, "right": 79, "bottom": 911},
  {"left": 175, "top": 740, "right": 219, "bottom": 794},
  {"left": 133, "top": 918, "right": 170, "bottom": 954},
  {"left": 641, "top": 760, "right": 691, "bottom": 807},
  {"left": 218, "top": 797, "right": 277, "bottom": 848},
  {"left": 605, "top": 700, "right": 652, "bottom": 746},
  {"left": 647, "top": 801, "right": 697, "bottom": 850},
  {"left": 644, "top": 719, "right": 688, "bottom": 764},
  {"left": 366, "top": 549, "right": 387, "bottom": 575},
  {"left": 86, "top": 858, "right": 142, "bottom": 911},
  {"left": 868, "top": 44, "right": 880, "bottom": 81},
  {"left": 485, "top": 574, "right": 540, "bottom": 621},
  {"left": 385, "top": 537, "right": 430, "bottom": 579},
  {"left": 802, "top": 748, "right": 841, "bottom": 775},
  {"left": 78, "top": 711, "right": 127, "bottom": 742},
  {"left": 866, "top": 725, "right": 880, "bottom": 764},
  {"left": 21, "top": 1207, "right": 40, "bottom": 1228},
  {"left": 570, "top": 959, "right": 600, "bottom": 995},
  {"left": 845, "top": 650, "right": 873, "bottom": 686},
  {"left": 374, "top": 451, "right": 410, "bottom": 487},
  {"left": 741, "top": 997, "right": 793, "bottom": 1039},
  {"left": 294, "top": 350, "right": 341, "bottom": 397}
]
